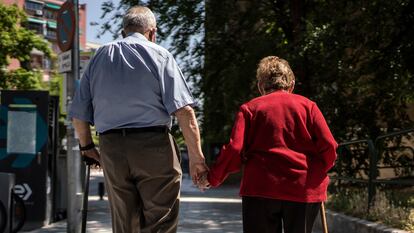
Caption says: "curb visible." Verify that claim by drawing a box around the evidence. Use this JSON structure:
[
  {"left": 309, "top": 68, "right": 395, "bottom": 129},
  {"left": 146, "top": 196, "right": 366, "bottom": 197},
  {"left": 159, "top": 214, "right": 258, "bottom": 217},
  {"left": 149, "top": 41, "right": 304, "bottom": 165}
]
[{"left": 314, "top": 209, "right": 411, "bottom": 233}]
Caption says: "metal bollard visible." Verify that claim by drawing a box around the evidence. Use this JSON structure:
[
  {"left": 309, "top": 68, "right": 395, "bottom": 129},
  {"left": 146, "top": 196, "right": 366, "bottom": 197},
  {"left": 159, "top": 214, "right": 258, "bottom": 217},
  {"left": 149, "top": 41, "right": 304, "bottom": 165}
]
[{"left": 98, "top": 182, "right": 105, "bottom": 200}]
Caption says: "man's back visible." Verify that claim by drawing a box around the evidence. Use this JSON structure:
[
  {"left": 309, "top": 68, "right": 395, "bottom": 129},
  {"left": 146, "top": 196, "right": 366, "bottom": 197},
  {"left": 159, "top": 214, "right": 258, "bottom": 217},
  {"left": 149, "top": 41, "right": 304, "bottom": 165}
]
[
  {"left": 72, "top": 32, "right": 194, "bottom": 133},
  {"left": 69, "top": 6, "right": 208, "bottom": 233}
]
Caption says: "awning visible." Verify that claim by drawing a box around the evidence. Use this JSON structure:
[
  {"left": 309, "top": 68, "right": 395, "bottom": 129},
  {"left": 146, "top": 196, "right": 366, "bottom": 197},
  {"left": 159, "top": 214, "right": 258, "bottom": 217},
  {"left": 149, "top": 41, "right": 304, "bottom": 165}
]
[
  {"left": 28, "top": 17, "right": 46, "bottom": 24},
  {"left": 47, "top": 21, "right": 57, "bottom": 29},
  {"left": 27, "top": 0, "right": 45, "bottom": 4},
  {"left": 45, "top": 3, "right": 60, "bottom": 10},
  {"left": 30, "top": 48, "right": 45, "bottom": 56}
]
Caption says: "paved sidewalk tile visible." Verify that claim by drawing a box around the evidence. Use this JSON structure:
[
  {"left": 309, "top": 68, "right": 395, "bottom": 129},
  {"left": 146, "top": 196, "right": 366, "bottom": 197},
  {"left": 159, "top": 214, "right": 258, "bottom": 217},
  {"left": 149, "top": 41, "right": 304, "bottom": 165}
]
[{"left": 179, "top": 175, "right": 242, "bottom": 233}]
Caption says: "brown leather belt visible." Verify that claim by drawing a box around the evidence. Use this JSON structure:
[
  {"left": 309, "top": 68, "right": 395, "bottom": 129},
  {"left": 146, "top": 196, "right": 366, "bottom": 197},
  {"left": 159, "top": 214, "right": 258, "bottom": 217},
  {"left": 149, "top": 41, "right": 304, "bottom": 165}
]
[{"left": 100, "top": 126, "right": 169, "bottom": 135}]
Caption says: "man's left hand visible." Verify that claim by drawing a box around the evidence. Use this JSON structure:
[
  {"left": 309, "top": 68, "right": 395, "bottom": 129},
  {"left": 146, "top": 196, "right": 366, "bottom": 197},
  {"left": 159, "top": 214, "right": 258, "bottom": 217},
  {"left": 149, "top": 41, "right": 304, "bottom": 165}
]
[{"left": 81, "top": 148, "right": 100, "bottom": 164}]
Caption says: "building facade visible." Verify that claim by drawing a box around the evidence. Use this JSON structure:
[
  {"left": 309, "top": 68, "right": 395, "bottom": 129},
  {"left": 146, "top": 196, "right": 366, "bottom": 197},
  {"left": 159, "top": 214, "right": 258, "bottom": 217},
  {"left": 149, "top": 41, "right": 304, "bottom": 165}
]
[{"left": 2, "top": 0, "right": 86, "bottom": 78}]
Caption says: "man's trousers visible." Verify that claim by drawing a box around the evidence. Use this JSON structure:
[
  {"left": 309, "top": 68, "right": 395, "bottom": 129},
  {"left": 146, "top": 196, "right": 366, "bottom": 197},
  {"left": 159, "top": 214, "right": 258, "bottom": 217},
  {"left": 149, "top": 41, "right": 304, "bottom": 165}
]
[
  {"left": 99, "top": 131, "right": 182, "bottom": 233},
  {"left": 242, "top": 196, "right": 320, "bottom": 233}
]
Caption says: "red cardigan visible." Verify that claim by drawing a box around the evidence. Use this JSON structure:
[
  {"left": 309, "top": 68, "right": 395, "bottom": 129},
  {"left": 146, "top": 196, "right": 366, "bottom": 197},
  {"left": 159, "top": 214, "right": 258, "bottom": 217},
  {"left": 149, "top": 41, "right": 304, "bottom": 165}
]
[{"left": 208, "top": 91, "right": 338, "bottom": 203}]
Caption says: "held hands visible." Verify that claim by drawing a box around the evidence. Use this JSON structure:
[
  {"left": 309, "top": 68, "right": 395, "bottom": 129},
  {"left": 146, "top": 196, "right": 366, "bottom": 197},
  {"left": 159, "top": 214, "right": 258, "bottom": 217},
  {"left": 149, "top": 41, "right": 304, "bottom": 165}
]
[
  {"left": 189, "top": 161, "right": 211, "bottom": 191},
  {"left": 197, "top": 172, "right": 211, "bottom": 191}
]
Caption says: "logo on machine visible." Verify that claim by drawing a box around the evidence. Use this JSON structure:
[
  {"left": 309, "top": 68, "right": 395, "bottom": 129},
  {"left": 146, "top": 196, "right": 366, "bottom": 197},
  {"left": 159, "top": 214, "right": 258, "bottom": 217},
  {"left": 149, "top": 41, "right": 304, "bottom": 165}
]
[{"left": 14, "top": 183, "right": 33, "bottom": 201}]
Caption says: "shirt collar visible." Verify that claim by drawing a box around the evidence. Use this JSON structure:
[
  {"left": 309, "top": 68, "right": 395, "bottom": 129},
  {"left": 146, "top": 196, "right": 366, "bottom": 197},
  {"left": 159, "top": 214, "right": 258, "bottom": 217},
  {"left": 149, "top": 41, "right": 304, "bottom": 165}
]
[{"left": 127, "top": 32, "right": 148, "bottom": 41}]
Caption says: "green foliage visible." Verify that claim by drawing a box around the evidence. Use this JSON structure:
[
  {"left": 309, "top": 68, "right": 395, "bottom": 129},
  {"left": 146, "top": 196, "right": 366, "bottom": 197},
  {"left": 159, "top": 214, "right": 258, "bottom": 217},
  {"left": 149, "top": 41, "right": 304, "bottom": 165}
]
[
  {"left": 327, "top": 187, "right": 414, "bottom": 231},
  {"left": 98, "top": 0, "right": 204, "bottom": 147},
  {"left": 203, "top": 1, "right": 279, "bottom": 142},
  {"left": 47, "top": 72, "right": 62, "bottom": 96},
  {"left": 99, "top": 1, "right": 414, "bottom": 145},
  {"left": 295, "top": 0, "right": 414, "bottom": 141},
  {"left": 204, "top": 0, "right": 414, "bottom": 142},
  {"left": 0, "top": 68, "right": 45, "bottom": 90},
  {"left": 97, "top": 1, "right": 204, "bottom": 90},
  {"left": 0, "top": 3, "right": 52, "bottom": 90}
]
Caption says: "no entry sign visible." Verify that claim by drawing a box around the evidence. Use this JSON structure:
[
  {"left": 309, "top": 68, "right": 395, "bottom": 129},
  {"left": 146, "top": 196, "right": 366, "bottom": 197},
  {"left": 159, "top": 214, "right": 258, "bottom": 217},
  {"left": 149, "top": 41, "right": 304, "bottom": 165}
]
[{"left": 56, "top": 1, "right": 75, "bottom": 52}]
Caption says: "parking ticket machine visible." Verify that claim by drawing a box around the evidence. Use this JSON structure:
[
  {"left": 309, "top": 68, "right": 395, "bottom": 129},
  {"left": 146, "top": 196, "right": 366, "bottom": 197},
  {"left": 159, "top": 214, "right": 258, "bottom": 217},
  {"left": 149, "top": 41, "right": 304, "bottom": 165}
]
[{"left": 0, "top": 90, "right": 50, "bottom": 231}]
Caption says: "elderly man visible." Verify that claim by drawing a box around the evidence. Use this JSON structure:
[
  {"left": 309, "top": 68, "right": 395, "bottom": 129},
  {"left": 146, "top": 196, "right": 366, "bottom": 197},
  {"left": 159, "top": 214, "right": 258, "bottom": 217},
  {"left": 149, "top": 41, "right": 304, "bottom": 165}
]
[{"left": 69, "top": 6, "right": 208, "bottom": 233}]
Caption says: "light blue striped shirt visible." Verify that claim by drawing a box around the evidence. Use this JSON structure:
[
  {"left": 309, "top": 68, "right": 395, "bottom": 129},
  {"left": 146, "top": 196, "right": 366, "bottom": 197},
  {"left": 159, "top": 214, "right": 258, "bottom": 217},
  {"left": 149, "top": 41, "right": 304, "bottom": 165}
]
[{"left": 69, "top": 32, "right": 195, "bottom": 133}]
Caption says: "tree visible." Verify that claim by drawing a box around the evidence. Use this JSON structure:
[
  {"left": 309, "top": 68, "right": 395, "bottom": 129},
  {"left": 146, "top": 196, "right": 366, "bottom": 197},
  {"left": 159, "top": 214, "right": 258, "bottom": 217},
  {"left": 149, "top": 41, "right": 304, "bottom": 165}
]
[
  {"left": 0, "top": 3, "right": 52, "bottom": 90},
  {"left": 99, "top": 0, "right": 414, "bottom": 144},
  {"left": 98, "top": 0, "right": 205, "bottom": 144},
  {"left": 291, "top": 0, "right": 414, "bottom": 140},
  {"left": 0, "top": 68, "right": 45, "bottom": 90},
  {"left": 203, "top": 0, "right": 414, "bottom": 142},
  {"left": 97, "top": 0, "right": 204, "bottom": 94}
]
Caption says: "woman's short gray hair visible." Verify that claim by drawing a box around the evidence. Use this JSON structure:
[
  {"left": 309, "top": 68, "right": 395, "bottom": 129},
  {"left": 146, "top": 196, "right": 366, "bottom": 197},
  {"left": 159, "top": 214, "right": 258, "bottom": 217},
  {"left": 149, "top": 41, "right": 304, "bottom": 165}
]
[
  {"left": 256, "top": 56, "right": 295, "bottom": 92},
  {"left": 123, "top": 6, "right": 156, "bottom": 33}
]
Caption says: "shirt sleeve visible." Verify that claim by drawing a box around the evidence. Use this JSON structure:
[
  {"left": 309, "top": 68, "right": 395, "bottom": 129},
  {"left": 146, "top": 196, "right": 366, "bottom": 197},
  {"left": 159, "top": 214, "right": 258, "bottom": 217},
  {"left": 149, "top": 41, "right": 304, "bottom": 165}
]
[
  {"left": 68, "top": 62, "right": 94, "bottom": 125},
  {"left": 208, "top": 105, "right": 250, "bottom": 187},
  {"left": 159, "top": 54, "right": 196, "bottom": 115},
  {"left": 311, "top": 103, "right": 338, "bottom": 172}
]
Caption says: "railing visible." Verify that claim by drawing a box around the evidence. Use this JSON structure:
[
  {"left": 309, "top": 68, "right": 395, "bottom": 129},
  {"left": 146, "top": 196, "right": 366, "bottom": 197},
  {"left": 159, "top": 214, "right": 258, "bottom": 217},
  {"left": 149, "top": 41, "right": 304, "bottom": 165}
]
[{"left": 330, "top": 128, "right": 414, "bottom": 212}]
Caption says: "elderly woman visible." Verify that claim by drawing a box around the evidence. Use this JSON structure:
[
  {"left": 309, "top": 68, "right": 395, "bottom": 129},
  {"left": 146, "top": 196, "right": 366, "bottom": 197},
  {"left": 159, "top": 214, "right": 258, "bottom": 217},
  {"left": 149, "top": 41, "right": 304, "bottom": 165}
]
[{"left": 206, "top": 56, "right": 338, "bottom": 233}]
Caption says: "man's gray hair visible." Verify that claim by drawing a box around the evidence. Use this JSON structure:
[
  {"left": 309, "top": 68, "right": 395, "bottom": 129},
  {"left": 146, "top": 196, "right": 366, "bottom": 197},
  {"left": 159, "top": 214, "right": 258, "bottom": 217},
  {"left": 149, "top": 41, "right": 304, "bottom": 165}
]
[{"left": 123, "top": 6, "right": 156, "bottom": 33}]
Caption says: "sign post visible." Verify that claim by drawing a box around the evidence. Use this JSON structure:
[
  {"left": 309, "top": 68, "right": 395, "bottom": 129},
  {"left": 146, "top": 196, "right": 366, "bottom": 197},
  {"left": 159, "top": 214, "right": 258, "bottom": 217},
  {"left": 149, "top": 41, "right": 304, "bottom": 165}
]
[
  {"left": 57, "top": 1, "right": 82, "bottom": 232},
  {"left": 79, "top": 51, "right": 93, "bottom": 77}
]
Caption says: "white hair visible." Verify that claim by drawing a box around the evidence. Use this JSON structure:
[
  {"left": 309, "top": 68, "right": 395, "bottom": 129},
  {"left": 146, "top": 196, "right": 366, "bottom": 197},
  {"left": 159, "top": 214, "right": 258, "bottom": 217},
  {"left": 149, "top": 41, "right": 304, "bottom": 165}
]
[{"left": 122, "top": 6, "right": 156, "bottom": 33}]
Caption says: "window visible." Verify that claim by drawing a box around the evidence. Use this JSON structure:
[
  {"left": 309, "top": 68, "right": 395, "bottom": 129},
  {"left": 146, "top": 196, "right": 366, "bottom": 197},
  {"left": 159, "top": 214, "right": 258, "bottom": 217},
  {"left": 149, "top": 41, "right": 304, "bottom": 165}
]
[
  {"left": 25, "top": 1, "right": 43, "bottom": 11},
  {"left": 30, "top": 54, "right": 43, "bottom": 70},
  {"left": 44, "top": 9, "right": 56, "bottom": 20},
  {"left": 27, "top": 22, "right": 43, "bottom": 35},
  {"left": 43, "top": 57, "right": 52, "bottom": 70},
  {"left": 46, "top": 29, "right": 57, "bottom": 40}
]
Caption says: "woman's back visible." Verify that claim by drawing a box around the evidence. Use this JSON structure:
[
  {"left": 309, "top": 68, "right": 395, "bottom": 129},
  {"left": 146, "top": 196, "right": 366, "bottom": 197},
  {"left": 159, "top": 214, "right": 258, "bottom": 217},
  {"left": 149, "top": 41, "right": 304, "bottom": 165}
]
[{"left": 239, "top": 91, "right": 337, "bottom": 202}]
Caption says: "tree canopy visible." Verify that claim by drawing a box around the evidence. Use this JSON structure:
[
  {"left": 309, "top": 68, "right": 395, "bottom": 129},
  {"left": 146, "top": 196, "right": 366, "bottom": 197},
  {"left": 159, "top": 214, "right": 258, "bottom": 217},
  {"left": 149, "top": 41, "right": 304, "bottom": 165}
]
[
  {"left": 99, "top": 0, "right": 414, "bottom": 144},
  {"left": 0, "top": 3, "right": 52, "bottom": 90},
  {"left": 203, "top": 0, "right": 414, "bottom": 142}
]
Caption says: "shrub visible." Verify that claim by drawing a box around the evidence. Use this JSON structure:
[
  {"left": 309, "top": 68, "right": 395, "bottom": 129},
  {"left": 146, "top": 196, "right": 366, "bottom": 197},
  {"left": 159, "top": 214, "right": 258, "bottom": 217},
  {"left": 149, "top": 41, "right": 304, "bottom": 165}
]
[{"left": 327, "top": 187, "right": 414, "bottom": 231}]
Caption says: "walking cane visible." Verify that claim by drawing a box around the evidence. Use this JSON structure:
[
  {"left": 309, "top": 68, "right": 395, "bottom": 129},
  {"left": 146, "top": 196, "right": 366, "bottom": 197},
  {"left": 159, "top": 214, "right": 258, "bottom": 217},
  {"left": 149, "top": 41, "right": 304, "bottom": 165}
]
[
  {"left": 320, "top": 202, "right": 329, "bottom": 233},
  {"left": 81, "top": 161, "right": 90, "bottom": 233},
  {"left": 81, "top": 157, "right": 98, "bottom": 233}
]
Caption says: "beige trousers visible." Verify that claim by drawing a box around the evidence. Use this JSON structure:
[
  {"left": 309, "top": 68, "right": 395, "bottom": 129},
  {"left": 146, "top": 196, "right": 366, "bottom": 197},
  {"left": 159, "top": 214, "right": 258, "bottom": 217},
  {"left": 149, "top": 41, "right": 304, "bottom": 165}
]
[{"left": 99, "top": 131, "right": 182, "bottom": 233}]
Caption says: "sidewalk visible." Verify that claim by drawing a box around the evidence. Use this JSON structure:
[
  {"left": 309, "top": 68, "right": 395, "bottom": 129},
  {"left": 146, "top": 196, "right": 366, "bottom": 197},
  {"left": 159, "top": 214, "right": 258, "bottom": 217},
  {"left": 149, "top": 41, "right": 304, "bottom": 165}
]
[
  {"left": 25, "top": 170, "right": 243, "bottom": 233},
  {"left": 25, "top": 171, "right": 321, "bottom": 233}
]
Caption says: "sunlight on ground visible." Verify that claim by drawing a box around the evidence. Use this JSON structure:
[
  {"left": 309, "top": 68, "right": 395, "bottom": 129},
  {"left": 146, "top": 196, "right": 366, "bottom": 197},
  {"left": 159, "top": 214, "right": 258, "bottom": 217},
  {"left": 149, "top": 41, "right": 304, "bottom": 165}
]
[{"left": 180, "top": 197, "right": 241, "bottom": 203}]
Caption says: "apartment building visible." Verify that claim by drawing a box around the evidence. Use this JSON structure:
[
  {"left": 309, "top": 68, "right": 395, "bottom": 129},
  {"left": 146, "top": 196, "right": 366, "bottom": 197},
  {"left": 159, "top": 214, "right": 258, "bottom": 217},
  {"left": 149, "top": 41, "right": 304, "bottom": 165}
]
[{"left": 3, "top": 0, "right": 87, "bottom": 77}]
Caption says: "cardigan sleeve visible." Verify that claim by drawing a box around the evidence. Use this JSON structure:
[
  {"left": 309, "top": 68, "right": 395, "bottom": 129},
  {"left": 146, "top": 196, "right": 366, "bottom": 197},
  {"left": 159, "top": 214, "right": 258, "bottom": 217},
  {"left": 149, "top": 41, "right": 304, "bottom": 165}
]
[
  {"left": 208, "top": 105, "right": 250, "bottom": 187},
  {"left": 311, "top": 103, "right": 338, "bottom": 173}
]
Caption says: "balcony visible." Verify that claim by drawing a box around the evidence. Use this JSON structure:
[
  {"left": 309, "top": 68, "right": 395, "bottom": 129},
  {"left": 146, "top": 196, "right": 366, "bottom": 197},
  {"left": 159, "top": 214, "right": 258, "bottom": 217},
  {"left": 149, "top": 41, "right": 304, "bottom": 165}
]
[
  {"left": 46, "top": 21, "right": 57, "bottom": 40},
  {"left": 24, "top": 0, "right": 44, "bottom": 16}
]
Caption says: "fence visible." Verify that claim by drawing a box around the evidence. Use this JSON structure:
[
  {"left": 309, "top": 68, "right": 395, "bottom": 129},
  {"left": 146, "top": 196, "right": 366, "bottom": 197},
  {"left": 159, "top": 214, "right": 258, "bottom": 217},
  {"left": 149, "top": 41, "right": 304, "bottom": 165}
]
[{"left": 330, "top": 128, "right": 414, "bottom": 212}]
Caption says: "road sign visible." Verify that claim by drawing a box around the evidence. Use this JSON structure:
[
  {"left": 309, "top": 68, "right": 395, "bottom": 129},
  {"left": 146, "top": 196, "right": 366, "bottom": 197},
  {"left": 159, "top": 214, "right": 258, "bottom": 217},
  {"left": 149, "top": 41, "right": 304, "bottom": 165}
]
[
  {"left": 56, "top": 1, "right": 75, "bottom": 52},
  {"left": 58, "top": 50, "right": 72, "bottom": 73}
]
